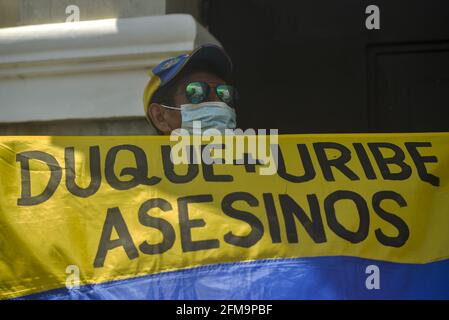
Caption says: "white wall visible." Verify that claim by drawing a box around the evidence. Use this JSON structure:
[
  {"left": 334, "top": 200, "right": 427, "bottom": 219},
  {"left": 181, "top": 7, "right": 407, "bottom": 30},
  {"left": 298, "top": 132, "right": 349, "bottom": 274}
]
[
  {"left": 0, "top": 13, "right": 220, "bottom": 135},
  {"left": 0, "top": 0, "right": 166, "bottom": 27}
]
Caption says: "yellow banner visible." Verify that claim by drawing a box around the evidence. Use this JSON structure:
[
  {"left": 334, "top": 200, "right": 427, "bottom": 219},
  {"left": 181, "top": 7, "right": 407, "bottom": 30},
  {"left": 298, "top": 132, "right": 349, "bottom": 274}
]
[{"left": 1, "top": 133, "right": 448, "bottom": 299}]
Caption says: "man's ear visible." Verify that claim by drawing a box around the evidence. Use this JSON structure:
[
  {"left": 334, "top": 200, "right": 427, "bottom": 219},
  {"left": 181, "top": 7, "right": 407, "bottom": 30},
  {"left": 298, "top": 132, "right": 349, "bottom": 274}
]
[{"left": 148, "top": 103, "right": 171, "bottom": 135}]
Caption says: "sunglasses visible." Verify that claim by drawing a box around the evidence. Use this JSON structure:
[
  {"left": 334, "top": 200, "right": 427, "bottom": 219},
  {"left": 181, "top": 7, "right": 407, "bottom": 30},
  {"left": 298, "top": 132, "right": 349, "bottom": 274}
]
[{"left": 183, "top": 81, "right": 239, "bottom": 108}]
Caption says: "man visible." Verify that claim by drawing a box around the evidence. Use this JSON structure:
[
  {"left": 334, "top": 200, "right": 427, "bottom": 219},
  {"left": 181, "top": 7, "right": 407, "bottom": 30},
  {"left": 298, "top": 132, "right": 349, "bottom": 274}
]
[{"left": 143, "top": 44, "right": 238, "bottom": 135}]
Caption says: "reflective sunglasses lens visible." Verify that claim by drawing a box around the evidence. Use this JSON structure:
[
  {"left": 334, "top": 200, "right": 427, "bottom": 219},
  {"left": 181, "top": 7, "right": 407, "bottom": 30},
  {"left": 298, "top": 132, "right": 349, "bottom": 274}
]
[
  {"left": 216, "top": 85, "right": 235, "bottom": 107},
  {"left": 186, "top": 82, "right": 207, "bottom": 104}
]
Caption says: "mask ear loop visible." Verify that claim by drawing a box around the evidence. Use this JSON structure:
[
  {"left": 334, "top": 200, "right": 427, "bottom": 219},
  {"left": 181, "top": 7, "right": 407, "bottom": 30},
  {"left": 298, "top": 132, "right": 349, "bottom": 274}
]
[{"left": 160, "top": 104, "right": 181, "bottom": 110}]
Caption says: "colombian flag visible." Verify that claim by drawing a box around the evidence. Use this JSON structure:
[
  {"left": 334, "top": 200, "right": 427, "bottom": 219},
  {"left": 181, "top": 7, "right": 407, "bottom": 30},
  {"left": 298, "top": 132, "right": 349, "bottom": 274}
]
[{"left": 1, "top": 133, "right": 448, "bottom": 299}]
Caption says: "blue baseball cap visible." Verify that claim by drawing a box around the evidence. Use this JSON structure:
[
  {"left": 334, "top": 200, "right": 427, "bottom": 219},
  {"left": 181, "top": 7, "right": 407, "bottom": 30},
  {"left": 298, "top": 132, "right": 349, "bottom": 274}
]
[{"left": 143, "top": 43, "right": 233, "bottom": 116}]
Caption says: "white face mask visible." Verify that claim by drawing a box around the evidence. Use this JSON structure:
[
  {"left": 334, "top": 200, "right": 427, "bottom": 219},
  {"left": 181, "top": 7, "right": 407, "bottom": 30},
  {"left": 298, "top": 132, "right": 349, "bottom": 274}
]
[{"left": 161, "top": 101, "right": 237, "bottom": 134}]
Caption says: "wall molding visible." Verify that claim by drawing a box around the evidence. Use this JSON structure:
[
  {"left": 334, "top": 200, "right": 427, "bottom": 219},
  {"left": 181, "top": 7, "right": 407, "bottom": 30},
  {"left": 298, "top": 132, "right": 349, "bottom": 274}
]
[{"left": 0, "top": 14, "right": 220, "bottom": 122}]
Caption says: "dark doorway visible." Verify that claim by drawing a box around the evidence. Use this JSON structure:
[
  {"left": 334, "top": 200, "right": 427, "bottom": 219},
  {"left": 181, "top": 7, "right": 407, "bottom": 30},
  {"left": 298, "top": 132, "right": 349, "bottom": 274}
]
[{"left": 201, "top": 0, "right": 449, "bottom": 133}]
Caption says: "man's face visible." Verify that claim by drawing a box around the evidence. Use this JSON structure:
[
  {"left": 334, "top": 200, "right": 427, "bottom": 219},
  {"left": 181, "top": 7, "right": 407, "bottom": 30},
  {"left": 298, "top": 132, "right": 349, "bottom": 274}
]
[{"left": 148, "top": 70, "right": 226, "bottom": 135}]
